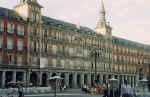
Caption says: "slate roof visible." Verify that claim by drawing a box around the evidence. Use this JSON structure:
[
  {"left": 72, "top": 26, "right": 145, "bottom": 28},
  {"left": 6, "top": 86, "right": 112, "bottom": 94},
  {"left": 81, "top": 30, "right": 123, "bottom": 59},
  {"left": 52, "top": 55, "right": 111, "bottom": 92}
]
[
  {"left": 42, "top": 16, "right": 96, "bottom": 35},
  {"left": 42, "top": 16, "right": 150, "bottom": 50},
  {"left": 0, "top": 7, "right": 26, "bottom": 22},
  {"left": 0, "top": 7, "right": 149, "bottom": 50},
  {"left": 27, "top": 0, "right": 43, "bottom": 8},
  {"left": 112, "top": 36, "right": 150, "bottom": 50}
]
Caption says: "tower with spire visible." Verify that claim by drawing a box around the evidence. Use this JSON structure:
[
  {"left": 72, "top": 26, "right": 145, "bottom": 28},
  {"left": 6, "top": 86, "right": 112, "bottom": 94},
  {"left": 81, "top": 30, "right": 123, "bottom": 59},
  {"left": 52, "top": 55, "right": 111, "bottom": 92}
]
[{"left": 95, "top": 0, "right": 112, "bottom": 39}]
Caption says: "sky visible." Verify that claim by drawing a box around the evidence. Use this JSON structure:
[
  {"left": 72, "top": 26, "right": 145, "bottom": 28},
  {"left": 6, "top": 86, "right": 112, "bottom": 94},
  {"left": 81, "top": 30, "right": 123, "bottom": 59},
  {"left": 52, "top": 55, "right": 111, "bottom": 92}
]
[{"left": 0, "top": 0, "right": 150, "bottom": 45}]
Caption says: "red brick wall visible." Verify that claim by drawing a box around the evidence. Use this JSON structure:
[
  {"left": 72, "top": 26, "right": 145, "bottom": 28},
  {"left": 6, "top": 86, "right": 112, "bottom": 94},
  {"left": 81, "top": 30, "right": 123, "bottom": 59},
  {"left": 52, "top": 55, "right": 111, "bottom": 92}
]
[{"left": 0, "top": 18, "right": 27, "bottom": 65}]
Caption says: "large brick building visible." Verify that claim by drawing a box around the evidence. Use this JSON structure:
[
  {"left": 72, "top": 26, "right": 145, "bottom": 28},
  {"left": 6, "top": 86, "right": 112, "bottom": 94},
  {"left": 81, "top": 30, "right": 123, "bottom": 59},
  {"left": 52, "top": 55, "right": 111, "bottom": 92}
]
[
  {"left": 0, "top": 0, "right": 150, "bottom": 88},
  {"left": 0, "top": 7, "right": 27, "bottom": 88}
]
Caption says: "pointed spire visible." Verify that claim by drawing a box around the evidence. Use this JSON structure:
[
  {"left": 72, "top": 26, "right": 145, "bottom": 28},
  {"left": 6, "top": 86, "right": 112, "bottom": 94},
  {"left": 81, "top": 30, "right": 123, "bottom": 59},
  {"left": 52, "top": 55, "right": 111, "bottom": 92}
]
[{"left": 95, "top": 0, "right": 106, "bottom": 29}]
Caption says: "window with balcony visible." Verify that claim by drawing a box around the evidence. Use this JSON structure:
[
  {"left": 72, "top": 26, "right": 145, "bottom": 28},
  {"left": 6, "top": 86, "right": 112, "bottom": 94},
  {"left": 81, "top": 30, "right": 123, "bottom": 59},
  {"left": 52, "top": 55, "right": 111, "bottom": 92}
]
[
  {"left": 17, "top": 39, "right": 24, "bottom": 51},
  {"left": 69, "top": 47, "right": 73, "bottom": 56},
  {"left": 33, "top": 41, "right": 37, "bottom": 52},
  {"left": 31, "top": 27, "right": 37, "bottom": 36},
  {"left": 7, "top": 38, "right": 14, "bottom": 49},
  {"left": 45, "top": 43, "right": 48, "bottom": 53},
  {"left": 32, "top": 12, "right": 37, "bottom": 22},
  {"left": 0, "top": 37, "right": 2, "bottom": 48},
  {"left": 0, "top": 53, "right": 2, "bottom": 64},
  {"left": 7, "top": 54, "right": 14, "bottom": 64},
  {"left": 17, "top": 25, "right": 24, "bottom": 36},
  {"left": 52, "top": 45, "right": 57, "bottom": 54},
  {"left": 60, "top": 60, "right": 65, "bottom": 68},
  {"left": 52, "top": 59, "right": 56, "bottom": 67},
  {"left": 17, "top": 56, "right": 23, "bottom": 65},
  {"left": 7, "top": 23, "right": 14, "bottom": 34},
  {"left": 62, "top": 32, "right": 65, "bottom": 40},
  {"left": 0, "top": 21, "right": 4, "bottom": 32}
]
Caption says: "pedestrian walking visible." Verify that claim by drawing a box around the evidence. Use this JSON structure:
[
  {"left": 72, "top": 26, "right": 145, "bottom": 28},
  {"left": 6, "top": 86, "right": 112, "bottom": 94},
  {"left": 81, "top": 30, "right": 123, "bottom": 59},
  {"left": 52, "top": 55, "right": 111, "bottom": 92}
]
[
  {"left": 103, "top": 83, "right": 109, "bottom": 97},
  {"left": 121, "top": 80, "right": 133, "bottom": 97},
  {"left": 18, "top": 85, "right": 24, "bottom": 97}
]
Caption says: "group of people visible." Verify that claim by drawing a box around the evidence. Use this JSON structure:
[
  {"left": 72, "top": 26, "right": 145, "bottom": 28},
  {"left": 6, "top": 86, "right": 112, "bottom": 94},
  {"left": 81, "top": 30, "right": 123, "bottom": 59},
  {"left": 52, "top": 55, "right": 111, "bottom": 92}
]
[{"left": 82, "top": 80, "right": 136, "bottom": 97}]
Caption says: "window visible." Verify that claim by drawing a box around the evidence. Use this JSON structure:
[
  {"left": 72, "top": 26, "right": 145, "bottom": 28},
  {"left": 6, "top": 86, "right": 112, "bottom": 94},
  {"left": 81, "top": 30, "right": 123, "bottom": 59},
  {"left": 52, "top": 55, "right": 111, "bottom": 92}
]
[
  {"left": 45, "top": 43, "right": 48, "bottom": 53},
  {"left": 17, "top": 56, "right": 23, "bottom": 65},
  {"left": 52, "top": 59, "right": 57, "bottom": 67},
  {"left": 61, "top": 60, "right": 65, "bottom": 68},
  {"left": 17, "top": 25, "right": 24, "bottom": 35},
  {"left": 52, "top": 45, "right": 57, "bottom": 54},
  {"left": 62, "top": 32, "right": 65, "bottom": 40},
  {"left": 69, "top": 48, "right": 73, "bottom": 56},
  {"left": 0, "top": 53, "right": 2, "bottom": 64},
  {"left": 32, "top": 12, "right": 37, "bottom": 22},
  {"left": 7, "top": 38, "right": 14, "bottom": 49},
  {"left": 7, "top": 54, "right": 14, "bottom": 64},
  {"left": 0, "top": 37, "right": 2, "bottom": 48},
  {"left": 33, "top": 41, "right": 37, "bottom": 52},
  {"left": 7, "top": 23, "right": 14, "bottom": 33},
  {"left": 44, "top": 29, "right": 48, "bottom": 38},
  {"left": 0, "top": 21, "right": 4, "bottom": 32},
  {"left": 31, "top": 27, "right": 37, "bottom": 36},
  {"left": 17, "top": 40, "right": 24, "bottom": 51}
]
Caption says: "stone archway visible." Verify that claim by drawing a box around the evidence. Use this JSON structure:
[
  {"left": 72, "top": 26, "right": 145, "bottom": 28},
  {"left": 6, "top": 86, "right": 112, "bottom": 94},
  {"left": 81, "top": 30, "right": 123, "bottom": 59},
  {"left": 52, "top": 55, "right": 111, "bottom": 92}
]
[
  {"left": 69, "top": 73, "right": 73, "bottom": 88},
  {"left": 108, "top": 75, "right": 111, "bottom": 79},
  {"left": 61, "top": 73, "right": 65, "bottom": 86},
  {"left": 52, "top": 73, "right": 56, "bottom": 77},
  {"left": 0, "top": 71, "right": 2, "bottom": 88},
  {"left": 77, "top": 74, "right": 81, "bottom": 88},
  {"left": 84, "top": 74, "right": 88, "bottom": 85},
  {"left": 91, "top": 74, "right": 94, "bottom": 86},
  {"left": 16, "top": 72, "right": 23, "bottom": 82},
  {"left": 103, "top": 75, "right": 106, "bottom": 83},
  {"left": 30, "top": 72, "right": 38, "bottom": 87},
  {"left": 6, "top": 71, "right": 13, "bottom": 87},
  {"left": 42, "top": 73, "right": 47, "bottom": 87},
  {"left": 96, "top": 75, "right": 100, "bottom": 83}
]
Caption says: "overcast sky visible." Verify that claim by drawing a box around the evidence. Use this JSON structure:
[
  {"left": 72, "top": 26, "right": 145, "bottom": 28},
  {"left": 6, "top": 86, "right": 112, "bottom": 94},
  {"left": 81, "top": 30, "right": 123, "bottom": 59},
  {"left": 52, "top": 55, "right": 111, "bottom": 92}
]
[{"left": 0, "top": 0, "right": 150, "bottom": 45}]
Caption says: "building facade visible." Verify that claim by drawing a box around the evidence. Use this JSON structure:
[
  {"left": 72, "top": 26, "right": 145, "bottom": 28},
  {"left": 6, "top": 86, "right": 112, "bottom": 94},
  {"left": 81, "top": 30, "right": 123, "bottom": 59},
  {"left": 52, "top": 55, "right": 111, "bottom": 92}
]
[
  {"left": 0, "top": 0, "right": 150, "bottom": 88},
  {"left": 0, "top": 7, "right": 27, "bottom": 88}
]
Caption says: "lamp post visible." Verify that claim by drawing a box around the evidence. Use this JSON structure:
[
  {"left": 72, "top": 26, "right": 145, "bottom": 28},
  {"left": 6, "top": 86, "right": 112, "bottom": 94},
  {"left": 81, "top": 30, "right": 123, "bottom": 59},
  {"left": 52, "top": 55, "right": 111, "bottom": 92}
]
[{"left": 139, "top": 78, "right": 148, "bottom": 97}]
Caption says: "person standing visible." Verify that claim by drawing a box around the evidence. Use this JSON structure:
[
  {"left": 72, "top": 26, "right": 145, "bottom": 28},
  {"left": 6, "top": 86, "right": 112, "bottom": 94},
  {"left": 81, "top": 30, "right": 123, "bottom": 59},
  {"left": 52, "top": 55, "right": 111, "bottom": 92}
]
[
  {"left": 18, "top": 85, "right": 24, "bottom": 97},
  {"left": 103, "top": 83, "right": 109, "bottom": 97},
  {"left": 121, "top": 80, "right": 133, "bottom": 97}
]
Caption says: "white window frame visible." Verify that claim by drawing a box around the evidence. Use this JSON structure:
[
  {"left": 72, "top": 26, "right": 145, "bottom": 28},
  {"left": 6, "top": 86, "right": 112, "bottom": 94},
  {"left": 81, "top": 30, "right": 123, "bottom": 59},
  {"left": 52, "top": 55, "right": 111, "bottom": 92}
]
[
  {"left": 17, "top": 56, "right": 23, "bottom": 65},
  {"left": 17, "top": 39, "right": 24, "bottom": 51},
  {"left": 17, "top": 25, "right": 24, "bottom": 36},
  {"left": 52, "top": 59, "right": 57, "bottom": 67},
  {"left": 0, "top": 53, "right": 2, "bottom": 64},
  {"left": 7, "top": 23, "right": 14, "bottom": 34},
  {"left": 7, "top": 38, "right": 14, "bottom": 49},
  {"left": 7, "top": 54, "right": 14, "bottom": 64},
  {"left": 0, "top": 21, "right": 4, "bottom": 32},
  {"left": 0, "top": 37, "right": 2, "bottom": 48}
]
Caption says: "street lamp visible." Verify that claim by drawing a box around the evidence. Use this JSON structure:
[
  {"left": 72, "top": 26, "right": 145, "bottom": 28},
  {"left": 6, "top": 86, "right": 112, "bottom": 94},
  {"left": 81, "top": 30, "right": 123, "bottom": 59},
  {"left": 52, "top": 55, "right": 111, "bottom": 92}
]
[
  {"left": 90, "top": 47, "right": 100, "bottom": 83},
  {"left": 48, "top": 76, "right": 63, "bottom": 97},
  {"left": 138, "top": 78, "right": 148, "bottom": 97}
]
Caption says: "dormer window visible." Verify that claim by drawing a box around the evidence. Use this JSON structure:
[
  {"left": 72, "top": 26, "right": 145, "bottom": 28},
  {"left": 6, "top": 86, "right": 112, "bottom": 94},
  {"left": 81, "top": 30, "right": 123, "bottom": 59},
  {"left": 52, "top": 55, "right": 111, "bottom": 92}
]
[{"left": 32, "top": 12, "right": 37, "bottom": 22}]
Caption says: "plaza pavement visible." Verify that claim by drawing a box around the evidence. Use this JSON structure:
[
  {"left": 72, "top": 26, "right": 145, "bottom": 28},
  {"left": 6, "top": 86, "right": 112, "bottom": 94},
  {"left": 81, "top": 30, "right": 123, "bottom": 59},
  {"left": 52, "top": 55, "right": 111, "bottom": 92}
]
[
  {"left": 25, "top": 89, "right": 103, "bottom": 97},
  {"left": 25, "top": 88, "right": 150, "bottom": 97}
]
